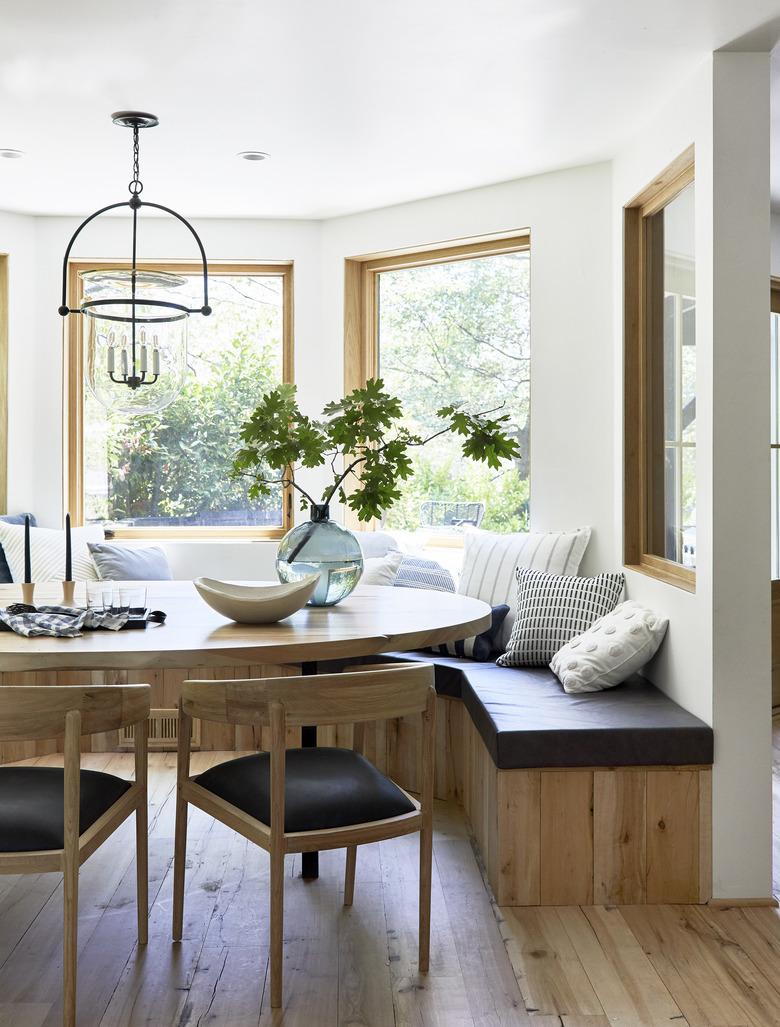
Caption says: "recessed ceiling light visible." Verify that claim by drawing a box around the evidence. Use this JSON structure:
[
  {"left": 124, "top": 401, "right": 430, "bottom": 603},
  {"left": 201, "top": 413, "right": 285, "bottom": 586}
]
[
  {"left": 0, "top": 149, "right": 24, "bottom": 159},
  {"left": 237, "top": 150, "right": 270, "bottom": 161}
]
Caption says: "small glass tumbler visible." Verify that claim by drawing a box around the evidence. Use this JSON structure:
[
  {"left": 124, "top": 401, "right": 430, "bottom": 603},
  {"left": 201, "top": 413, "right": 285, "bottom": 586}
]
[
  {"left": 86, "top": 581, "right": 105, "bottom": 611},
  {"left": 123, "top": 586, "right": 147, "bottom": 616}
]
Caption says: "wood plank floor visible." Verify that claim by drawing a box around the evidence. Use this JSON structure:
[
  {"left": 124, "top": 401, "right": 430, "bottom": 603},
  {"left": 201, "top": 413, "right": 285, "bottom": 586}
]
[{"left": 1, "top": 744, "right": 780, "bottom": 1026}]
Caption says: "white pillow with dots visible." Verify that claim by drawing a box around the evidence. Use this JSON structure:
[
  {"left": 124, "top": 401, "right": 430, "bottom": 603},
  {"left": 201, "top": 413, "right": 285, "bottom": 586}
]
[{"left": 549, "top": 599, "right": 668, "bottom": 694}]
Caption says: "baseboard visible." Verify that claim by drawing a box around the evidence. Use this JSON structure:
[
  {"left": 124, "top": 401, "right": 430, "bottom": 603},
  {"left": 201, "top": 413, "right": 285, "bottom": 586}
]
[{"left": 708, "top": 896, "right": 779, "bottom": 908}]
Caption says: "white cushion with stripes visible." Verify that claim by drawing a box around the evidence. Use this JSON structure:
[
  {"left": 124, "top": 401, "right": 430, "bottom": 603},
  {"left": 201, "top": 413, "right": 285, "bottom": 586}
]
[
  {"left": 497, "top": 567, "right": 625, "bottom": 667},
  {"left": 0, "top": 522, "right": 102, "bottom": 582},
  {"left": 457, "top": 526, "right": 591, "bottom": 650}
]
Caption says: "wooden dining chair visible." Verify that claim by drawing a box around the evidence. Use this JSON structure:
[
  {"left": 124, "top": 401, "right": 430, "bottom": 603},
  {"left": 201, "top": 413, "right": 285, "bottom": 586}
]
[
  {"left": 0, "top": 684, "right": 151, "bottom": 1027},
  {"left": 172, "top": 663, "right": 436, "bottom": 1009}
]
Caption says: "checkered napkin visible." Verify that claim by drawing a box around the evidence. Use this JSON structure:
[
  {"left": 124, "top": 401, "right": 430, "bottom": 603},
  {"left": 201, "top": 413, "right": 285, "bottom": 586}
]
[{"left": 0, "top": 605, "right": 129, "bottom": 637}]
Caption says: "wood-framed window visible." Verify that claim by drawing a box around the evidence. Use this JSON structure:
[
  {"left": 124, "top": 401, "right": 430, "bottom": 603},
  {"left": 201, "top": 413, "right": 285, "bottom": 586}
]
[
  {"left": 66, "top": 260, "right": 294, "bottom": 539},
  {"left": 624, "top": 147, "right": 696, "bottom": 592},
  {"left": 344, "top": 234, "right": 530, "bottom": 539}
]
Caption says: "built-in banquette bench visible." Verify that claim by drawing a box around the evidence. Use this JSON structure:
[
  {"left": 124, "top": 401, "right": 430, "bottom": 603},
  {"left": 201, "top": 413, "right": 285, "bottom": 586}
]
[{"left": 360, "top": 651, "right": 714, "bottom": 907}]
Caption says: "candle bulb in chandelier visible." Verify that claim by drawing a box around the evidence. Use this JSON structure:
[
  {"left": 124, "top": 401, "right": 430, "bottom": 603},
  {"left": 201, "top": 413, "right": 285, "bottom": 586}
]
[
  {"left": 140, "top": 344, "right": 148, "bottom": 374},
  {"left": 121, "top": 348, "right": 129, "bottom": 377},
  {"left": 23, "top": 514, "right": 31, "bottom": 584},
  {"left": 65, "top": 512, "right": 72, "bottom": 582},
  {"left": 152, "top": 344, "right": 160, "bottom": 376}
]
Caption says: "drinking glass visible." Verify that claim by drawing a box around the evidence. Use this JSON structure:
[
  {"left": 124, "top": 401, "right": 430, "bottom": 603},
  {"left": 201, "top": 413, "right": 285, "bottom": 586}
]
[{"left": 122, "top": 586, "right": 147, "bottom": 615}]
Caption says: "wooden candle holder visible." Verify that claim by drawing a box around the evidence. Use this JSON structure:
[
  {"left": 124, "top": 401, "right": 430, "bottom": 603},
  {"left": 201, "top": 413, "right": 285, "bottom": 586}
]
[
  {"left": 61, "top": 580, "right": 75, "bottom": 606},
  {"left": 21, "top": 583, "right": 35, "bottom": 606}
]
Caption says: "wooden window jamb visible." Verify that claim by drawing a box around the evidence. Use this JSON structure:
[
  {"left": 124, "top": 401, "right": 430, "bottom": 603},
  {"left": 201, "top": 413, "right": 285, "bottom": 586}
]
[{"left": 624, "top": 147, "right": 696, "bottom": 592}]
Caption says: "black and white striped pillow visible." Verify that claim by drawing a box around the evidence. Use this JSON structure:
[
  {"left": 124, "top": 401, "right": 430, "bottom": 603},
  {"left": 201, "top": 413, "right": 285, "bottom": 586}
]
[
  {"left": 426, "top": 603, "right": 509, "bottom": 661},
  {"left": 458, "top": 527, "right": 592, "bottom": 650},
  {"left": 497, "top": 568, "right": 625, "bottom": 667}
]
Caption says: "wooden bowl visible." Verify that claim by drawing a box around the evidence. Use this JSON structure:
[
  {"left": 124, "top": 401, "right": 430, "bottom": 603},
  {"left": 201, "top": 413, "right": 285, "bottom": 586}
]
[{"left": 193, "top": 575, "right": 319, "bottom": 624}]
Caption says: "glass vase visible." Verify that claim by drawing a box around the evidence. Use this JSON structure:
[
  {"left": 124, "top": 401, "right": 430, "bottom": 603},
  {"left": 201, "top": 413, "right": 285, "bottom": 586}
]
[{"left": 276, "top": 504, "right": 363, "bottom": 607}]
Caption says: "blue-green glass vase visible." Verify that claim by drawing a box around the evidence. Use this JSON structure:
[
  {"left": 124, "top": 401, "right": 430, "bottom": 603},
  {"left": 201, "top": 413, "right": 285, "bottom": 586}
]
[{"left": 276, "top": 504, "right": 364, "bottom": 606}]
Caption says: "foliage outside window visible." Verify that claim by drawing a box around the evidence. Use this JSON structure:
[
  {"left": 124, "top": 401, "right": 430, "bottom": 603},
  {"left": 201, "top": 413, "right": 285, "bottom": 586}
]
[
  {"left": 348, "top": 239, "right": 530, "bottom": 538},
  {"left": 70, "top": 263, "right": 292, "bottom": 537},
  {"left": 624, "top": 149, "right": 696, "bottom": 591}
]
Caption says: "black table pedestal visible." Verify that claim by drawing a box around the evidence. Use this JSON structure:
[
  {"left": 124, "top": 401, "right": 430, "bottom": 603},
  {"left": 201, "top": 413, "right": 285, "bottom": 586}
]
[{"left": 300, "top": 662, "right": 319, "bottom": 880}]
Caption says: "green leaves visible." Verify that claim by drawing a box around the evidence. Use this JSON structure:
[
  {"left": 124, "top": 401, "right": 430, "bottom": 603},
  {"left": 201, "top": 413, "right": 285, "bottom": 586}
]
[{"left": 231, "top": 378, "right": 522, "bottom": 517}]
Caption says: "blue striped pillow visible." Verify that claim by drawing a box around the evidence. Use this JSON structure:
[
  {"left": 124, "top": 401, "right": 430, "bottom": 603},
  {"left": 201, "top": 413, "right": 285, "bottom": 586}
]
[
  {"left": 426, "top": 604, "right": 510, "bottom": 661},
  {"left": 393, "top": 555, "right": 455, "bottom": 592}
]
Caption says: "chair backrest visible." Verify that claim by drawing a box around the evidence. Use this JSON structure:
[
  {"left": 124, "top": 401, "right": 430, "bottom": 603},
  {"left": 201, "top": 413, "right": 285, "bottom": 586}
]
[
  {"left": 0, "top": 685, "right": 151, "bottom": 742},
  {"left": 182, "top": 664, "right": 434, "bottom": 728}
]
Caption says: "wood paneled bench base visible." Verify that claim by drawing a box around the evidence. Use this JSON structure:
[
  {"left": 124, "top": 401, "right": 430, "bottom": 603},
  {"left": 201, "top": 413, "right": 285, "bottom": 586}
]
[{"left": 387, "top": 696, "right": 712, "bottom": 907}]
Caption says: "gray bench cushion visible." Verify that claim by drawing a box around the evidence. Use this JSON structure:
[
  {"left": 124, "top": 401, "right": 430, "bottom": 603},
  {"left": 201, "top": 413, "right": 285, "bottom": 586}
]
[{"left": 377, "top": 651, "right": 713, "bottom": 770}]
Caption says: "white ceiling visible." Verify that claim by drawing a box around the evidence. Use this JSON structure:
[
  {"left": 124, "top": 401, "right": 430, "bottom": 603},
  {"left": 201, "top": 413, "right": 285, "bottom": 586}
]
[{"left": 1, "top": 0, "right": 780, "bottom": 219}]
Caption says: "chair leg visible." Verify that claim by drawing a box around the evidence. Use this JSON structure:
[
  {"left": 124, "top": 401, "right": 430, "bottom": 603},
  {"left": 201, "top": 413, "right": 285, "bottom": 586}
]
[
  {"left": 270, "top": 849, "right": 285, "bottom": 1008},
  {"left": 344, "top": 845, "right": 357, "bottom": 906},
  {"left": 172, "top": 793, "right": 188, "bottom": 942},
  {"left": 63, "top": 854, "right": 79, "bottom": 1027},
  {"left": 418, "top": 824, "right": 432, "bottom": 973},
  {"left": 136, "top": 802, "right": 149, "bottom": 946}
]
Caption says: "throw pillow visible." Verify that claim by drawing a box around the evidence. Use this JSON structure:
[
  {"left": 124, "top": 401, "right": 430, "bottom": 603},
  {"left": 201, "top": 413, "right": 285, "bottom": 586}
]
[
  {"left": 0, "top": 521, "right": 103, "bottom": 582},
  {"left": 458, "top": 526, "right": 592, "bottom": 649},
  {"left": 352, "top": 529, "right": 401, "bottom": 559},
  {"left": 360, "top": 550, "right": 404, "bottom": 586},
  {"left": 426, "top": 603, "right": 509, "bottom": 661},
  {"left": 88, "top": 543, "right": 173, "bottom": 581},
  {"left": 394, "top": 555, "right": 455, "bottom": 592},
  {"left": 497, "top": 567, "right": 625, "bottom": 668},
  {"left": 550, "top": 600, "right": 669, "bottom": 693},
  {"left": 0, "top": 513, "right": 37, "bottom": 584}
]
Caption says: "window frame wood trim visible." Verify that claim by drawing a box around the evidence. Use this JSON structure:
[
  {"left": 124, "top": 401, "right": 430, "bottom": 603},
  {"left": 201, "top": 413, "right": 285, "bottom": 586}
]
[
  {"left": 66, "top": 259, "right": 294, "bottom": 540},
  {"left": 343, "top": 233, "right": 531, "bottom": 533},
  {"left": 624, "top": 147, "right": 696, "bottom": 593}
]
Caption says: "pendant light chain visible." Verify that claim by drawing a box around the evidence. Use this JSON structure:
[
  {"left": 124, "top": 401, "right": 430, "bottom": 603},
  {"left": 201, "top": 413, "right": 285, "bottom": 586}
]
[{"left": 129, "top": 126, "right": 143, "bottom": 195}]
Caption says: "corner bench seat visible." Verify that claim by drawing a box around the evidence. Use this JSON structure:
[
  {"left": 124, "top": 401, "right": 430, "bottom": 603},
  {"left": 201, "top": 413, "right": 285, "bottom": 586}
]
[
  {"left": 339, "top": 650, "right": 714, "bottom": 906},
  {"left": 377, "top": 651, "right": 714, "bottom": 769}
]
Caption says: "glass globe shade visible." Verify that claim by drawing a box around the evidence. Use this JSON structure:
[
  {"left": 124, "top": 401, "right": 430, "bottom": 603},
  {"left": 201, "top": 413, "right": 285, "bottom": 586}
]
[{"left": 82, "top": 269, "right": 190, "bottom": 416}]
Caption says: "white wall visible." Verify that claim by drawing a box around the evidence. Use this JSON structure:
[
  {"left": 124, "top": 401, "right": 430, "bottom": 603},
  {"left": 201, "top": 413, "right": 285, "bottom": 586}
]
[
  {"left": 613, "top": 53, "right": 772, "bottom": 900},
  {"left": 321, "top": 163, "right": 616, "bottom": 576}
]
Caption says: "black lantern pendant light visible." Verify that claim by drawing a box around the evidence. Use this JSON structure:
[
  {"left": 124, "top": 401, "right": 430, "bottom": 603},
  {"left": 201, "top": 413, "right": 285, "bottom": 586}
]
[{"left": 58, "top": 111, "right": 211, "bottom": 415}]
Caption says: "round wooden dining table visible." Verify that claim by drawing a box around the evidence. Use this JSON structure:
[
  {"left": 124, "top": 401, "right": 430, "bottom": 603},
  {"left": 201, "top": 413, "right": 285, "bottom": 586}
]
[
  {"left": 0, "top": 579, "right": 491, "bottom": 877},
  {"left": 0, "top": 580, "right": 490, "bottom": 672}
]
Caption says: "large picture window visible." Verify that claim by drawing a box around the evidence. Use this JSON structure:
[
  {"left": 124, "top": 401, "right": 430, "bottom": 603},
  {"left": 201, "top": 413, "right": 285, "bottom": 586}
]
[
  {"left": 624, "top": 148, "right": 695, "bottom": 591},
  {"left": 344, "top": 236, "right": 530, "bottom": 542},
  {"left": 67, "top": 261, "right": 293, "bottom": 538}
]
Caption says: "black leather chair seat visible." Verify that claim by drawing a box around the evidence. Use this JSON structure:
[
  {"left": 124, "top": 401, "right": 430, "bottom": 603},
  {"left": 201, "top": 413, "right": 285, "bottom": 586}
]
[
  {"left": 375, "top": 652, "right": 714, "bottom": 770},
  {"left": 195, "top": 748, "right": 415, "bottom": 833},
  {"left": 0, "top": 767, "right": 132, "bottom": 852}
]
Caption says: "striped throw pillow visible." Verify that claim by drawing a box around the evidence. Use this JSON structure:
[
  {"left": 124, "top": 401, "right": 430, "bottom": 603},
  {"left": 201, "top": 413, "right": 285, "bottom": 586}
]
[
  {"left": 0, "top": 522, "right": 102, "bottom": 582},
  {"left": 458, "top": 527, "right": 591, "bottom": 650},
  {"left": 497, "top": 568, "right": 625, "bottom": 667},
  {"left": 427, "top": 603, "right": 510, "bottom": 661},
  {"left": 394, "top": 555, "right": 455, "bottom": 592}
]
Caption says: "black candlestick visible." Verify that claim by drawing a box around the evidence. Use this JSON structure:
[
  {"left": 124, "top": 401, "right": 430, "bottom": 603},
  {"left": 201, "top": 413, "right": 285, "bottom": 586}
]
[
  {"left": 65, "top": 513, "right": 72, "bottom": 582},
  {"left": 24, "top": 515, "right": 31, "bottom": 584}
]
